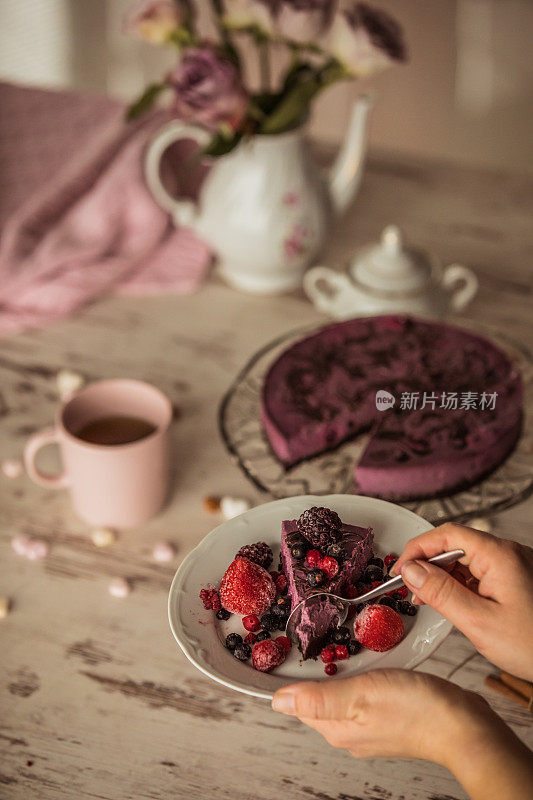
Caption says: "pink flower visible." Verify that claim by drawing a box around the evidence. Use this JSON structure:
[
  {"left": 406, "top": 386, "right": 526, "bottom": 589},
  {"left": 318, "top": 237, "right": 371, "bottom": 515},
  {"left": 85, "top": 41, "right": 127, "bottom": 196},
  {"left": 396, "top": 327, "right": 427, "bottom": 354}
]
[
  {"left": 328, "top": 2, "right": 406, "bottom": 76},
  {"left": 168, "top": 48, "right": 248, "bottom": 130},
  {"left": 277, "top": 0, "right": 336, "bottom": 45},
  {"left": 124, "top": 0, "right": 187, "bottom": 44}
]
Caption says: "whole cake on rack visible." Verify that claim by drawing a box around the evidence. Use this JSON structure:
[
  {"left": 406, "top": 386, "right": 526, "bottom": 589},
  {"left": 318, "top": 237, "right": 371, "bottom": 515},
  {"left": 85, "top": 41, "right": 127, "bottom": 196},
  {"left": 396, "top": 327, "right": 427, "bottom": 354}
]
[{"left": 261, "top": 315, "right": 522, "bottom": 500}]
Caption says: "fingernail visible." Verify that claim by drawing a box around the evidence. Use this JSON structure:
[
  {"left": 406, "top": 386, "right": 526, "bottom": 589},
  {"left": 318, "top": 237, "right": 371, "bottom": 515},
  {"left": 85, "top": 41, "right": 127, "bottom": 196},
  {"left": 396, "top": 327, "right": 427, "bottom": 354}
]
[
  {"left": 401, "top": 560, "right": 429, "bottom": 589},
  {"left": 272, "top": 690, "right": 296, "bottom": 715}
]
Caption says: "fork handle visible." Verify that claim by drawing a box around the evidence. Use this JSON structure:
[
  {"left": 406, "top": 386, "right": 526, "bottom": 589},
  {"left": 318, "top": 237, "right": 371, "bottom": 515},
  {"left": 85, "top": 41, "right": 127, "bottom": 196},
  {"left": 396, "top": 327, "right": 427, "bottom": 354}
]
[{"left": 351, "top": 549, "right": 465, "bottom": 605}]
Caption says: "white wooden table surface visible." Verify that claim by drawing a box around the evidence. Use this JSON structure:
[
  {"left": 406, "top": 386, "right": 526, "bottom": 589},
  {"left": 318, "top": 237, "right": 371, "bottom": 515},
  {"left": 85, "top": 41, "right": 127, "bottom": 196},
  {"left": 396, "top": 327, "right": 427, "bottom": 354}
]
[{"left": 1, "top": 151, "right": 532, "bottom": 800}]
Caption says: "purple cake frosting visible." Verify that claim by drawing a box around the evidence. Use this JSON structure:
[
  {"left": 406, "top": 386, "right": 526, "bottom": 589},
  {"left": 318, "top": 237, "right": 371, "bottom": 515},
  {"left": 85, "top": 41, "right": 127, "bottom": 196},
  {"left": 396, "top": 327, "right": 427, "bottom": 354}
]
[
  {"left": 262, "top": 315, "right": 522, "bottom": 500},
  {"left": 281, "top": 519, "right": 373, "bottom": 659}
]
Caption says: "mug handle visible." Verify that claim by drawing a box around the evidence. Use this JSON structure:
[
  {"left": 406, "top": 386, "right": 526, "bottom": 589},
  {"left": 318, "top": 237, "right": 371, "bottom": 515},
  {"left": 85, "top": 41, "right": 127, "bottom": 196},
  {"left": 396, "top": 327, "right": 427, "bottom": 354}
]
[
  {"left": 304, "top": 266, "right": 352, "bottom": 315},
  {"left": 24, "top": 428, "right": 69, "bottom": 489},
  {"left": 144, "top": 121, "right": 211, "bottom": 226},
  {"left": 442, "top": 263, "right": 478, "bottom": 312}
]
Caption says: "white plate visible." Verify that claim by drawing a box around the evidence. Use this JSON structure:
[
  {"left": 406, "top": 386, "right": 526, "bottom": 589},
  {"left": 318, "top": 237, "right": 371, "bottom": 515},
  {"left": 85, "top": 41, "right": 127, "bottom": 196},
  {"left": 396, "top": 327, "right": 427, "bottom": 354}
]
[{"left": 168, "top": 495, "right": 452, "bottom": 700}]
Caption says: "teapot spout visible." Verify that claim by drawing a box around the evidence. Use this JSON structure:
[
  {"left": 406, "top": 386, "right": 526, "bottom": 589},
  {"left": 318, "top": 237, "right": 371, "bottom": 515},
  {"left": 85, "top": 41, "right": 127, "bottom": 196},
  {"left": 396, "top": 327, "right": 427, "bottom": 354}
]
[{"left": 328, "top": 94, "right": 373, "bottom": 215}]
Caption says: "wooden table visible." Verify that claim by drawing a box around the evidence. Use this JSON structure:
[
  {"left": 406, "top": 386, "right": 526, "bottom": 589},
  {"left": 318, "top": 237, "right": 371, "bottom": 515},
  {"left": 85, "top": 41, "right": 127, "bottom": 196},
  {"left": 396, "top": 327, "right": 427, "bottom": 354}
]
[{"left": 1, "top": 151, "right": 532, "bottom": 800}]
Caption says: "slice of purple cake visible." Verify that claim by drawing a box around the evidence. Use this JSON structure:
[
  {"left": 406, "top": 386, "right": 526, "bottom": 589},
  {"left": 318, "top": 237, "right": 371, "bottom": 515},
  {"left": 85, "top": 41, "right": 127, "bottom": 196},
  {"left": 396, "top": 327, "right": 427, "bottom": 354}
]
[{"left": 281, "top": 519, "right": 373, "bottom": 659}]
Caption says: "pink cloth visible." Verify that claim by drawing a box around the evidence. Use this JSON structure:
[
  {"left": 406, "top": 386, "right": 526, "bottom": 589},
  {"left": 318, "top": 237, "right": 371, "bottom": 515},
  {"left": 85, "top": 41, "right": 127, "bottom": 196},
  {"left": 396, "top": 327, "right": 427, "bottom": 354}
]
[{"left": 0, "top": 82, "right": 212, "bottom": 335}]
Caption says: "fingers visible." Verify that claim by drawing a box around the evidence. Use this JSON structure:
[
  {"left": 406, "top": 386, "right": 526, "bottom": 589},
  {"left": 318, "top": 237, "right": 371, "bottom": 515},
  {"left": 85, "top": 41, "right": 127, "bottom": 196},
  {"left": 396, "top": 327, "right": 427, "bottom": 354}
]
[
  {"left": 272, "top": 675, "right": 370, "bottom": 720},
  {"left": 400, "top": 558, "right": 492, "bottom": 632}
]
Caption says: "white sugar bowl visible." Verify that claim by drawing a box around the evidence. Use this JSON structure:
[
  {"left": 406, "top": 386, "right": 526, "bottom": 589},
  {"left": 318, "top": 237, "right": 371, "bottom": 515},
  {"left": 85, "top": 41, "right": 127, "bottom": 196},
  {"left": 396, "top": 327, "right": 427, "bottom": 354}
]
[{"left": 304, "top": 225, "right": 478, "bottom": 319}]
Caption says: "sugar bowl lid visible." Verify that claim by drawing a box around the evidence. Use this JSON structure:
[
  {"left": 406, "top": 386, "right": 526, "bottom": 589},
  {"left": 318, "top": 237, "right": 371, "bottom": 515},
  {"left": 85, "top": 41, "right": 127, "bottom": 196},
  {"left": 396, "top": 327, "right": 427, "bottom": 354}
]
[{"left": 350, "top": 225, "right": 434, "bottom": 295}]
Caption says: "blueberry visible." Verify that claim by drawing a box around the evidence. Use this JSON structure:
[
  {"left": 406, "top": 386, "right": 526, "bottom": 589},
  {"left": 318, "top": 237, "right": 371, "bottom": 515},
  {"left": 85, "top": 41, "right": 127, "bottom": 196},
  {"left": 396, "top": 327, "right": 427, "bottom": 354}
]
[
  {"left": 327, "top": 543, "right": 345, "bottom": 562},
  {"left": 233, "top": 643, "right": 251, "bottom": 661},
  {"left": 390, "top": 591, "right": 402, "bottom": 602},
  {"left": 260, "top": 613, "right": 278, "bottom": 631},
  {"left": 363, "top": 565, "right": 384, "bottom": 583},
  {"left": 216, "top": 609, "right": 231, "bottom": 621},
  {"left": 225, "top": 632, "right": 243, "bottom": 651},
  {"left": 291, "top": 544, "right": 306, "bottom": 560},
  {"left": 306, "top": 569, "right": 325, "bottom": 588},
  {"left": 405, "top": 603, "right": 418, "bottom": 616},
  {"left": 290, "top": 533, "right": 307, "bottom": 548},
  {"left": 368, "top": 556, "right": 384, "bottom": 570},
  {"left": 348, "top": 639, "right": 361, "bottom": 656},
  {"left": 332, "top": 626, "right": 351, "bottom": 644},
  {"left": 273, "top": 597, "right": 291, "bottom": 616},
  {"left": 256, "top": 629, "right": 271, "bottom": 641},
  {"left": 379, "top": 596, "right": 398, "bottom": 611}
]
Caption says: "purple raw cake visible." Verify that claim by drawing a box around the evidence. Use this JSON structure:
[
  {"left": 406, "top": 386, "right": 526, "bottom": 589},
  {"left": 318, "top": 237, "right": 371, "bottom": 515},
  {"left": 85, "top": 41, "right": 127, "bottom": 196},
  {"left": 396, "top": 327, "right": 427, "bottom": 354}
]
[
  {"left": 261, "top": 315, "right": 522, "bottom": 500},
  {"left": 281, "top": 519, "right": 373, "bottom": 659}
]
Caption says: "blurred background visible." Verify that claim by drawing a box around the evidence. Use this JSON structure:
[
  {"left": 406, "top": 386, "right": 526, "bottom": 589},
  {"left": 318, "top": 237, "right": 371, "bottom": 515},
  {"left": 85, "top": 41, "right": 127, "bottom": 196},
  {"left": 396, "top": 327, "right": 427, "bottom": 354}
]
[{"left": 1, "top": 0, "right": 532, "bottom": 174}]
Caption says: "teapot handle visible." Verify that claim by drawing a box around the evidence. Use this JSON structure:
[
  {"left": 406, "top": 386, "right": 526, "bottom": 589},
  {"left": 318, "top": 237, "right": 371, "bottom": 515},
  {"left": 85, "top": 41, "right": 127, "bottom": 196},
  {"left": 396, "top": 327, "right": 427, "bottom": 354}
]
[
  {"left": 144, "top": 121, "right": 211, "bottom": 226},
  {"left": 304, "top": 266, "right": 353, "bottom": 316},
  {"left": 442, "top": 263, "right": 478, "bottom": 312}
]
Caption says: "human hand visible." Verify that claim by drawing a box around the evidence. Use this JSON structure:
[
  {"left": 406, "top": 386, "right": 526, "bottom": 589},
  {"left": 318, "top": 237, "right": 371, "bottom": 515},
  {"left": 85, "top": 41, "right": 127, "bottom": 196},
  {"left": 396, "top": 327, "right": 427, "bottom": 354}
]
[{"left": 394, "top": 524, "right": 533, "bottom": 680}]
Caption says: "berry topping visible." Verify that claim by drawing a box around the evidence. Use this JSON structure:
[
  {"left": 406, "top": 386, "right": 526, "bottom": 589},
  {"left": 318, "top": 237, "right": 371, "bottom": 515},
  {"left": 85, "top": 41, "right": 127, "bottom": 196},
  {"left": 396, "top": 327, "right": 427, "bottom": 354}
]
[
  {"left": 354, "top": 604, "right": 404, "bottom": 652},
  {"left": 242, "top": 614, "right": 261, "bottom": 632},
  {"left": 255, "top": 630, "right": 271, "bottom": 641},
  {"left": 233, "top": 642, "right": 252, "bottom": 661},
  {"left": 225, "top": 632, "right": 243, "bottom": 651},
  {"left": 335, "top": 644, "right": 349, "bottom": 660},
  {"left": 260, "top": 612, "right": 278, "bottom": 631},
  {"left": 297, "top": 506, "right": 342, "bottom": 550},
  {"left": 384, "top": 553, "right": 398, "bottom": 567},
  {"left": 368, "top": 556, "right": 384, "bottom": 569},
  {"left": 320, "top": 645, "right": 336, "bottom": 663},
  {"left": 235, "top": 541, "right": 273, "bottom": 569},
  {"left": 327, "top": 543, "right": 345, "bottom": 562},
  {"left": 275, "top": 574, "right": 288, "bottom": 594},
  {"left": 331, "top": 626, "right": 351, "bottom": 644},
  {"left": 324, "top": 662, "right": 338, "bottom": 676},
  {"left": 379, "top": 596, "right": 398, "bottom": 611},
  {"left": 305, "top": 549, "right": 322, "bottom": 567},
  {"left": 199, "top": 587, "right": 222, "bottom": 611},
  {"left": 363, "top": 564, "right": 384, "bottom": 583},
  {"left": 306, "top": 568, "right": 325, "bottom": 587},
  {"left": 275, "top": 636, "right": 292, "bottom": 653},
  {"left": 319, "top": 556, "right": 340, "bottom": 580},
  {"left": 244, "top": 632, "right": 257, "bottom": 645},
  {"left": 216, "top": 608, "right": 231, "bottom": 620},
  {"left": 348, "top": 639, "right": 361, "bottom": 655},
  {"left": 252, "top": 639, "right": 286, "bottom": 672},
  {"left": 290, "top": 543, "right": 307, "bottom": 560},
  {"left": 219, "top": 557, "right": 276, "bottom": 616}
]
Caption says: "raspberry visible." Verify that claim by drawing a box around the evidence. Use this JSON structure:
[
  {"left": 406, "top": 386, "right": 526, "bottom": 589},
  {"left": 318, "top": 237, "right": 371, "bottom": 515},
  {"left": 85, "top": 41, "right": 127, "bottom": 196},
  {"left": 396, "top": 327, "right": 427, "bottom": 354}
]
[
  {"left": 354, "top": 604, "right": 404, "bottom": 652},
  {"left": 384, "top": 553, "right": 398, "bottom": 567},
  {"left": 335, "top": 645, "right": 349, "bottom": 660},
  {"left": 320, "top": 645, "right": 336, "bottom": 664},
  {"left": 242, "top": 614, "right": 260, "bottom": 632},
  {"left": 235, "top": 541, "right": 273, "bottom": 569},
  {"left": 275, "top": 574, "right": 288, "bottom": 594},
  {"left": 319, "top": 556, "right": 339, "bottom": 580},
  {"left": 275, "top": 636, "right": 292, "bottom": 653},
  {"left": 305, "top": 549, "right": 322, "bottom": 567},
  {"left": 244, "top": 632, "right": 257, "bottom": 645},
  {"left": 297, "top": 507, "right": 342, "bottom": 550},
  {"left": 199, "top": 587, "right": 221, "bottom": 611},
  {"left": 219, "top": 557, "right": 276, "bottom": 616},
  {"left": 324, "top": 663, "right": 338, "bottom": 676},
  {"left": 252, "top": 639, "right": 286, "bottom": 672}
]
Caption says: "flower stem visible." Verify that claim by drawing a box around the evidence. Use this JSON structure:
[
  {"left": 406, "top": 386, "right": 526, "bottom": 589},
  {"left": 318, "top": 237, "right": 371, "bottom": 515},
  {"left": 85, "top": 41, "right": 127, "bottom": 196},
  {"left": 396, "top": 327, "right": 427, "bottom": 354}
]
[{"left": 259, "top": 40, "right": 270, "bottom": 92}]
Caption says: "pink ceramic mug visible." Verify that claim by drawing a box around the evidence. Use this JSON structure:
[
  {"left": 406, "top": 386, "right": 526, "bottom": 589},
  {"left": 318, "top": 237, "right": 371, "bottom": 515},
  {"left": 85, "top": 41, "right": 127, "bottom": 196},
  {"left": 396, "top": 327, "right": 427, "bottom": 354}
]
[{"left": 24, "top": 379, "right": 172, "bottom": 527}]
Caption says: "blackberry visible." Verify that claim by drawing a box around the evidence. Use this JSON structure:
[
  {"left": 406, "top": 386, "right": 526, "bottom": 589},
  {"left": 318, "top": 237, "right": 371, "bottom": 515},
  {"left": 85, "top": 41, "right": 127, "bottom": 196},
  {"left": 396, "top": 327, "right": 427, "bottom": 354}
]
[
  {"left": 260, "top": 613, "right": 278, "bottom": 631},
  {"left": 216, "top": 608, "right": 231, "bottom": 621},
  {"left": 235, "top": 541, "right": 273, "bottom": 569},
  {"left": 256, "top": 630, "right": 271, "bottom": 641},
  {"left": 276, "top": 616, "right": 288, "bottom": 631},
  {"left": 273, "top": 597, "right": 291, "bottom": 616},
  {"left": 290, "top": 543, "right": 307, "bottom": 560},
  {"left": 348, "top": 639, "right": 361, "bottom": 656},
  {"left": 332, "top": 626, "right": 351, "bottom": 644},
  {"left": 306, "top": 568, "right": 325, "bottom": 588},
  {"left": 327, "top": 543, "right": 346, "bottom": 562},
  {"left": 363, "top": 565, "right": 384, "bottom": 583},
  {"left": 225, "top": 632, "right": 243, "bottom": 651},
  {"left": 368, "top": 556, "right": 384, "bottom": 570},
  {"left": 379, "top": 596, "right": 398, "bottom": 611},
  {"left": 297, "top": 506, "right": 342, "bottom": 550},
  {"left": 233, "top": 643, "right": 252, "bottom": 661}
]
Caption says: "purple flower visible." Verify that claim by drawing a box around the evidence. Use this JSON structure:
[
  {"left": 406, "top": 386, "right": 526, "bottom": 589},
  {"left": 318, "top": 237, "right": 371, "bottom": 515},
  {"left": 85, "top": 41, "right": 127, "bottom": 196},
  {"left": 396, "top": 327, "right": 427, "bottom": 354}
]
[
  {"left": 277, "top": 0, "right": 336, "bottom": 44},
  {"left": 124, "top": 0, "right": 187, "bottom": 44},
  {"left": 328, "top": 2, "right": 406, "bottom": 76},
  {"left": 168, "top": 48, "right": 248, "bottom": 130}
]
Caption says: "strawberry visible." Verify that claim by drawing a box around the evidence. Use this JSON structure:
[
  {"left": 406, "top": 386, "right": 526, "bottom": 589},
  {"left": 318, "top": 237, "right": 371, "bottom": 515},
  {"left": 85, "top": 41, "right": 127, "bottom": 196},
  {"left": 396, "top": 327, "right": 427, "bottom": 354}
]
[
  {"left": 354, "top": 604, "right": 404, "bottom": 652},
  {"left": 252, "top": 639, "right": 286, "bottom": 672},
  {"left": 219, "top": 557, "right": 276, "bottom": 616}
]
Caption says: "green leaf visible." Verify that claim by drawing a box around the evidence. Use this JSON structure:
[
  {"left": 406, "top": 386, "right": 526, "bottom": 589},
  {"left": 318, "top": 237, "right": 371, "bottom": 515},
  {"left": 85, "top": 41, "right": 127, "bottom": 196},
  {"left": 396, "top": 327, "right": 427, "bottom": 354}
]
[
  {"left": 126, "top": 83, "right": 166, "bottom": 121},
  {"left": 203, "top": 130, "right": 242, "bottom": 157}
]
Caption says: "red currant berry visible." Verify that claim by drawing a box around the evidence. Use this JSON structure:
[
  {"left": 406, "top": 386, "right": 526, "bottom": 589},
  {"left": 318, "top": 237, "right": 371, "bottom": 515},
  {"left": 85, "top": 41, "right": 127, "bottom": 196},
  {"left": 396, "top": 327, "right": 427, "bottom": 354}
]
[
  {"left": 243, "top": 614, "right": 260, "bottom": 632},
  {"left": 335, "top": 644, "right": 349, "bottom": 660},
  {"left": 320, "top": 646, "right": 336, "bottom": 664},
  {"left": 324, "top": 662, "right": 338, "bottom": 676},
  {"left": 244, "top": 632, "right": 257, "bottom": 645}
]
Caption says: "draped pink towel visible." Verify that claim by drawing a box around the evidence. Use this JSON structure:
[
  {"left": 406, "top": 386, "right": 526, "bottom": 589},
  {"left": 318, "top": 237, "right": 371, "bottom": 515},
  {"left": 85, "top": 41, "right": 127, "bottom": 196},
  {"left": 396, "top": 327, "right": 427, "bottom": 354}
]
[{"left": 0, "top": 82, "right": 213, "bottom": 335}]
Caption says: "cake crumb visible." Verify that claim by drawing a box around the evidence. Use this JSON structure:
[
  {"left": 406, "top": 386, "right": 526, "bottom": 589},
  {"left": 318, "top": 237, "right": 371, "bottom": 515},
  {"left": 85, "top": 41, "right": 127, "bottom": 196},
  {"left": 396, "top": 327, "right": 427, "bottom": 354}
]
[
  {"left": 57, "top": 369, "right": 85, "bottom": 399},
  {"left": 2, "top": 458, "right": 23, "bottom": 479},
  {"left": 152, "top": 542, "right": 175, "bottom": 562},
  {"left": 0, "top": 597, "right": 10, "bottom": 619},
  {"left": 108, "top": 578, "right": 130, "bottom": 598},
  {"left": 220, "top": 496, "right": 251, "bottom": 520},
  {"left": 204, "top": 495, "right": 221, "bottom": 513},
  {"left": 91, "top": 528, "right": 116, "bottom": 548}
]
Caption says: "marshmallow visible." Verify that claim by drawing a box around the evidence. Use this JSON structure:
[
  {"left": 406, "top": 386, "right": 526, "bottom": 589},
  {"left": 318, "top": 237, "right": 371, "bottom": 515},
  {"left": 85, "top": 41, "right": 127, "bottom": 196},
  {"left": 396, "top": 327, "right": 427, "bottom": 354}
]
[
  {"left": 108, "top": 577, "right": 130, "bottom": 598},
  {"left": 91, "top": 528, "right": 116, "bottom": 548},
  {"left": 152, "top": 542, "right": 175, "bottom": 562},
  {"left": 2, "top": 459, "right": 23, "bottom": 479},
  {"left": 57, "top": 369, "right": 85, "bottom": 399},
  {"left": 220, "top": 496, "right": 251, "bottom": 520}
]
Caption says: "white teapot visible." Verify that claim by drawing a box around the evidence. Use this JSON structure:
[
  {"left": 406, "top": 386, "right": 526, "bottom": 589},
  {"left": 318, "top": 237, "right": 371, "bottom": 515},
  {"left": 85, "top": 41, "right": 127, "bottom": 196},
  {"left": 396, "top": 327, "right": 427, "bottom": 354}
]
[{"left": 304, "top": 225, "right": 478, "bottom": 319}]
